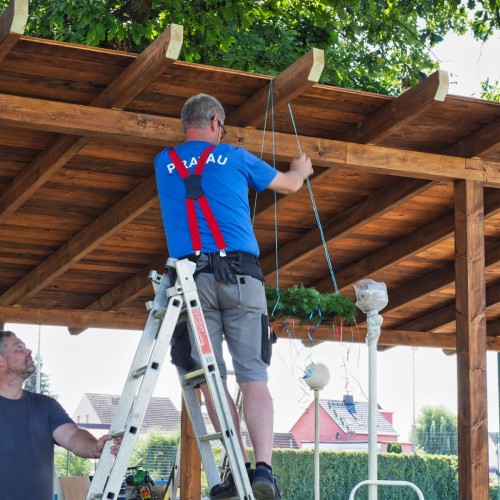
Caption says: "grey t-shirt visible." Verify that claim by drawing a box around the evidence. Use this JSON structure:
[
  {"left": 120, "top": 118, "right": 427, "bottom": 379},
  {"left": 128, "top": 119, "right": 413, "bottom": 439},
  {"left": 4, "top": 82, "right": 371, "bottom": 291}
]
[{"left": 0, "top": 390, "right": 74, "bottom": 500}]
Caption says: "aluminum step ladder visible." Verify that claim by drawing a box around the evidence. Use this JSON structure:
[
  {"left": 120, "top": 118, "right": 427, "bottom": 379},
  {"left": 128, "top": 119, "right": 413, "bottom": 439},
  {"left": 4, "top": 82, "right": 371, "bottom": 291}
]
[{"left": 86, "top": 257, "right": 254, "bottom": 500}]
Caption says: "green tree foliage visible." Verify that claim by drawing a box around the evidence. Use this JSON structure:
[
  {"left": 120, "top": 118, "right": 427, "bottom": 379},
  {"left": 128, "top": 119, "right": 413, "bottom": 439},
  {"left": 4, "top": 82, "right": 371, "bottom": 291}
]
[
  {"left": 1, "top": 0, "right": 498, "bottom": 95},
  {"left": 481, "top": 77, "right": 500, "bottom": 101},
  {"left": 415, "top": 405, "right": 458, "bottom": 456},
  {"left": 23, "top": 355, "right": 58, "bottom": 398},
  {"left": 54, "top": 448, "right": 94, "bottom": 477}
]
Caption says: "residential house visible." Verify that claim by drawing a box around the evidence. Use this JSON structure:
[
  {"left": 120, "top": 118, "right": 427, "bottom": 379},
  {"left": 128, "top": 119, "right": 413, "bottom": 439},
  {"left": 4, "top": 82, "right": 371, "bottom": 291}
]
[
  {"left": 290, "top": 395, "right": 405, "bottom": 451},
  {"left": 73, "top": 393, "right": 181, "bottom": 438}
]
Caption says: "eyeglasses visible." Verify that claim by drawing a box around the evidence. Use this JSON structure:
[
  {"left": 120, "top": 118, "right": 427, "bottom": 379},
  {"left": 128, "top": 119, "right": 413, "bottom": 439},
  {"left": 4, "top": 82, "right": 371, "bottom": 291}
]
[{"left": 211, "top": 116, "right": 227, "bottom": 140}]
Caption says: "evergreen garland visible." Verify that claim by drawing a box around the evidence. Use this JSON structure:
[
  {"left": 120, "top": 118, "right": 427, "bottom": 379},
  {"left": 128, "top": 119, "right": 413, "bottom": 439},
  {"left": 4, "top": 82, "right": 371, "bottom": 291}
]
[{"left": 265, "top": 285, "right": 357, "bottom": 325}]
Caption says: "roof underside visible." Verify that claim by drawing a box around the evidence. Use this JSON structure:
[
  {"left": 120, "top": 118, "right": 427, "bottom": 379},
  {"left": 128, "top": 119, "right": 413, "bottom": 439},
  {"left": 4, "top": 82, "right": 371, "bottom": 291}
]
[{"left": 0, "top": 18, "right": 500, "bottom": 351}]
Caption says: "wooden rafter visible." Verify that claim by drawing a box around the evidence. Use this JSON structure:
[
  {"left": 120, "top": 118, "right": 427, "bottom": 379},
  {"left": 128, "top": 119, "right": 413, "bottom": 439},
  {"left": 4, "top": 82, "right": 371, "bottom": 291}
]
[
  {"left": 315, "top": 188, "right": 500, "bottom": 292},
  {"left": 341, "top": 70, "right": 449, "bottom": 144},
  {"left": 0, "top": 0, "right": 27, "bottom": 63},
  {"left": 0, "top": 176, "right": 158, "bottom": 305},
  {"left": 445, "top": 117, "right": 500, "bottom": 158},
  {"left": 0, "top": 23, "right": 183, "bottom": 226},
  {"left": 68, "top": 253, "right": 169, "bottom": 335},
  {"left": 395, "top": 281, "right": 500, "bottom": 334},
  {"left": 227, "top": 48, "right": 324, "bottom": 127},
  {"left": 260, "top": 177, "right": 432, "bottom": 279},
  {"left": 380, "top": 241, "right": 500, "bottom": 316}
]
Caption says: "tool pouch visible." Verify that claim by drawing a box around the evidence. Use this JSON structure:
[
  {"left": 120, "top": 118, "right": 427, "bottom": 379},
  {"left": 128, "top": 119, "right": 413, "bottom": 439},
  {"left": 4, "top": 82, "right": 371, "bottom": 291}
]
[
  {"left": 170, "top": 320, "right": 195, "bottom": 371},
  {"left": 261, "top": 314, "right": 277, "bottom": 365},
  {"left": 212, "top": 252, "right": 243, "bottom": 284}
]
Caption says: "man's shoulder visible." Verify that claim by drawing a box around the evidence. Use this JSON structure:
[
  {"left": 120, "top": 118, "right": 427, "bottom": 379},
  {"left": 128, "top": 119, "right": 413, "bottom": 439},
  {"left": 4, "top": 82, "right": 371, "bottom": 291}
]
[{"left": 23, "top": 390, "right": 59, "bottom": 406}]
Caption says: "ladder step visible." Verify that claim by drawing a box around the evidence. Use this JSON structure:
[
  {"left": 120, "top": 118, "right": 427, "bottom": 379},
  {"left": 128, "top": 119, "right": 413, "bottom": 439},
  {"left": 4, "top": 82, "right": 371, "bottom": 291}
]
[
  {"left": 132, "top": 366, "right": 147, "bottom": 378},
  {"left": 110, "top": 429, "right": 125, "bottom": 439},
  {"left": 199, "top": 432, "right": 223, "bottom": 442},
  {"left": 153, "top": 307, "right": 167, "bottom": 319},
  {"left": 183, "top": 368, "right": 206, "bottom": 381}
]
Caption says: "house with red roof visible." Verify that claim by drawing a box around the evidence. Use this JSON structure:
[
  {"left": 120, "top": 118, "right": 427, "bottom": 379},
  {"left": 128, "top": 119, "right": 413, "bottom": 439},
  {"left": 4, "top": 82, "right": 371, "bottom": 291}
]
[{"left": 290, "top": 395, "right": 409, "bottom": 452}]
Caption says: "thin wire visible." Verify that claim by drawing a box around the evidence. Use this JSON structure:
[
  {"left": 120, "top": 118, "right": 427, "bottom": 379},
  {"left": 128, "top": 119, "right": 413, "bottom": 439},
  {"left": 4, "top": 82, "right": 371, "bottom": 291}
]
[
  {"left": 287, "top": 103, "right": 339, "bottom": 293},
  {"left": 270, "top": 84, "right": 280, "bottom": 294},
  {"left": 252, "top": 82, "right": 273, "bottom": 223}
]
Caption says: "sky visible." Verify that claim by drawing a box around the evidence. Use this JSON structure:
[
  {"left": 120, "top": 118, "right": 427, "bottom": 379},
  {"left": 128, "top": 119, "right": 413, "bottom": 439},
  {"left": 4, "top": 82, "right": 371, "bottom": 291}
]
[{"left": 5, "top": 28, "right": 500, "bottom": 443}]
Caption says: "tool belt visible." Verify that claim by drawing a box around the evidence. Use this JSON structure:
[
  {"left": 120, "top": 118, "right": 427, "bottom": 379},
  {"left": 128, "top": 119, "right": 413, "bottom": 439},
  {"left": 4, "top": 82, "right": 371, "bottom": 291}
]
[{"left": 180, "top": 250, "right": 264, "bottom": 284}]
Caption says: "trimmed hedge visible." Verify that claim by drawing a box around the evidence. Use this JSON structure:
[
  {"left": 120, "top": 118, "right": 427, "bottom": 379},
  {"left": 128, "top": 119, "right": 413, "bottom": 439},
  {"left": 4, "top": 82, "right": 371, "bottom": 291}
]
[{"left": 268, "top": 449, "right": 459, "bottom": 500}]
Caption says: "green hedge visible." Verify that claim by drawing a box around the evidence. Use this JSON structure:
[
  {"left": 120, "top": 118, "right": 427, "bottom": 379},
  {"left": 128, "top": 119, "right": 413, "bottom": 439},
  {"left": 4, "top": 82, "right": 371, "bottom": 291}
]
[
  {"left": 269, "top": 449, "right": 459, "bottom": 500},
  {"left": 206, "top": 448, "right": 500, "bottom": 499}
]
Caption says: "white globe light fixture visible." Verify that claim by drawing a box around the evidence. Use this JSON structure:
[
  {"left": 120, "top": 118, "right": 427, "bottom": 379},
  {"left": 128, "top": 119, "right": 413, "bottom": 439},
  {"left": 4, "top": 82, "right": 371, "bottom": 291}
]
[
  {"left": 304, "top": 362, "right": 331, "bottom": 500},
  {"left": 304, "top": 362, "right": 330, "bottom": 390}
]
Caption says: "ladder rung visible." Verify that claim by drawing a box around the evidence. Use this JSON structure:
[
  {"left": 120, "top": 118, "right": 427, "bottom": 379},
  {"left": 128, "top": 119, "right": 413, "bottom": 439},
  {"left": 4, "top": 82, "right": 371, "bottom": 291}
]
[
  {"left": 153, "top": 307, "right": 167, "bottom": 319},
  {"left": 132, "top": 366, "right": 147, "bottom": 378},
  {"left": 183, "top": 368, "right": 206, "bottom": 381},
  {"left": 199, "top": 432, "right": 223, "bottom": 442},
  {"left": 110, "top": 429, "right": 125, "bottom": 439},
  {"left": 89, "top": 495, "right": 103, "bottom": 499}
]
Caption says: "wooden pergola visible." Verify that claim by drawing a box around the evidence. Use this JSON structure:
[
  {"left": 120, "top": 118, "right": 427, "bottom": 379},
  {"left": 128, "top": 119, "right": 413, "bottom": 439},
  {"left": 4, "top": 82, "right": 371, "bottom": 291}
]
[{"left": 1, "top": 1, "right": 499, "bottom": 498}]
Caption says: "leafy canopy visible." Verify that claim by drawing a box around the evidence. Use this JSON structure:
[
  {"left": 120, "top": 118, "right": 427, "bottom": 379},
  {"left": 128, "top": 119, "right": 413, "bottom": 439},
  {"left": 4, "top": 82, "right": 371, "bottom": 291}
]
[
  {"left": 415, "top": 405, "right": 458, "bottom": 456},
  {"left": 3, "top": 0, "right": 499, "bottom": 95}
]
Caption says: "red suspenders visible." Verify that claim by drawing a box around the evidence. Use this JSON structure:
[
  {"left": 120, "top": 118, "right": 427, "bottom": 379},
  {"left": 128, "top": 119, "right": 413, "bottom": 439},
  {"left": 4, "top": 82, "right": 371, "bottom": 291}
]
[{"left": 168, "top": 146, "right": 227, "bottom": 255}]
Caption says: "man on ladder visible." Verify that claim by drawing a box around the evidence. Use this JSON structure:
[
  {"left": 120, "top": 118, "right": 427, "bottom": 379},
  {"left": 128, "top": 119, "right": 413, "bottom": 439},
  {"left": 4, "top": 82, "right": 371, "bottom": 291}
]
[{"left": 154, "top": 93, "right": 312, "bottom": 499}]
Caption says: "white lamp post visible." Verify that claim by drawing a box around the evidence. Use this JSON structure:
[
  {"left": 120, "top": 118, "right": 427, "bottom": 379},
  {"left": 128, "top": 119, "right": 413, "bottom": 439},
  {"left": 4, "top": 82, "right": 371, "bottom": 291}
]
[
  {"left": 349, "top": 280, "right": 424, "bottom": 499},
  {"left": 304, "top": 362, "right": 330, "bottom": 500},
  {"left": 353, "top": 279, "right": 388, "bottom": 500}
]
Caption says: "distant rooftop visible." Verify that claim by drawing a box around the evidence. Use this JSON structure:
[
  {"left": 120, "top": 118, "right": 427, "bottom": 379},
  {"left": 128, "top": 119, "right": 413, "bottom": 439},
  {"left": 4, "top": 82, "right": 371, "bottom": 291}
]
[
  {"left": 85, "top": 393, "right": 180, "bottom": 434},
  {"left": 320, "top": 398, "right": 398, "bottom": 436}
]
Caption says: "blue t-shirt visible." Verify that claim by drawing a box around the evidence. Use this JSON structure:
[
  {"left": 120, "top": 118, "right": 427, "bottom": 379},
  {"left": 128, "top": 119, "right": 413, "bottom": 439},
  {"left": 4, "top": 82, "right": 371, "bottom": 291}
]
[
  {"left": 154, "top": 141, "right": 277, "bottom": 258},
  {"left": 0, "top": 391, "right": 74, "bottom": 500}
]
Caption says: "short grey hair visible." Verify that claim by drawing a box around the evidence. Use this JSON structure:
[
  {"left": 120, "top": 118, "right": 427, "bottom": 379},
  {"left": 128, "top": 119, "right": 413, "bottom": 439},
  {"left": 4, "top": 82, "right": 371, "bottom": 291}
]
[
  {"left": 181, "top": 94, "right": 225, "bottom": 133},
  {"left": 0, "top": 330, "right": 15, "bottom": 355}
]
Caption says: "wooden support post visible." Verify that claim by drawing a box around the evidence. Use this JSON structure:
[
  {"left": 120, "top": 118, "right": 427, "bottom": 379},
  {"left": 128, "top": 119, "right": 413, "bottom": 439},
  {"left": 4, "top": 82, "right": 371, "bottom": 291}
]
[
  {"left": 180, "top": 397, "right": 202, "bottom": 500},
  {"left": 454, "top": 179, "right": 489, "bottom": 500}
]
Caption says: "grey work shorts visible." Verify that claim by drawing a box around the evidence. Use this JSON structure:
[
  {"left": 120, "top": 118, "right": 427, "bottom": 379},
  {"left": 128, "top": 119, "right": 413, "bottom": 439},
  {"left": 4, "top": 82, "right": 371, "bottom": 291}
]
[{"left": 181, "top": 269, "right": 272, "bottom": 384}]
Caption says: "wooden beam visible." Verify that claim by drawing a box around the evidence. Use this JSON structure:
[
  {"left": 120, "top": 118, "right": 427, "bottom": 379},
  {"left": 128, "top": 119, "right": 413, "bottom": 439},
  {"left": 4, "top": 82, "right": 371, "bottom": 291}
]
[
  {"left": 228, "top": 48, "right": 324, "bottom": 128},
  {"left": 342, "top": 70, "right": 449, "bottom": 144},
  {"left": 3, "top": 302, "right": 500, "bottom": 351},
  {"left": 0, "top": 0, "right": 27, "bottom": 63},
  {"left": 454, "top": 179, "right": 489, "bottom": 500},
  {"left": 445, "top": 117, "right": 500, "bottom": 158},
  {"left": 260, "top": 178, "right": 431, "bottom": 278},
  {"left": 0, "top": 135, "right": 96, "bottom": 225},
  {"left": 180, "top": 398, "right": 202, "bottom": 500},
  {"left": 68, "top": 254, "right": 168, "bottom": 335},
  {"left": 93, "top": 24, "right": 183, "bottom": 110},
  {"left": 0, "top": 93, "right": 182, "bottom": 146},
  {"left": 236, "top": 130, "right": 500, "bottom": 185},
  {"left": 379, "top": 240, "right": 500, "bottom": 317},
  {"left": 0, "top": 305, "right": 147, "bottom": 329},
  {"left": 272, "top": 321, "right": 500, "bottom": 351},
  {"left": 0, "top": 176, "right": 158, "bottom": 305},
  {"left": 2, "top": 93, "right": 500, "bottom": 187},
  {"left": 315, "top": 188, "right": 500, "bottom": 293},
  {"left": 0, "top": 23, "right": 183, "bottom": 226},
  {"left": 395, "top": 281, "right": 500, "bottom": 333}
]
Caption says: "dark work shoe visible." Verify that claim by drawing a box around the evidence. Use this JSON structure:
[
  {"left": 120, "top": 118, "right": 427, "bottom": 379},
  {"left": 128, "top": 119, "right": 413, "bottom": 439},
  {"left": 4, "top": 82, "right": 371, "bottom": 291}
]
[
  {"left": 209, "top": 468, "right": 254, "bottom": 499},
  {"left": 273, "top": 476, "right": 282, "bottom": 500},
  {"left": 251, "top": 466, "right": 276, "bottom": 500}
]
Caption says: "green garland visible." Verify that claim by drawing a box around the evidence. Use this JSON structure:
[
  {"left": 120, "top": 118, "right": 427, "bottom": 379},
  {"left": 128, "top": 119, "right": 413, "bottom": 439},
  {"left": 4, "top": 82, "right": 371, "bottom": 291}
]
[{"left": 265, "top": 284, "right": 357, "bottom": 325}]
